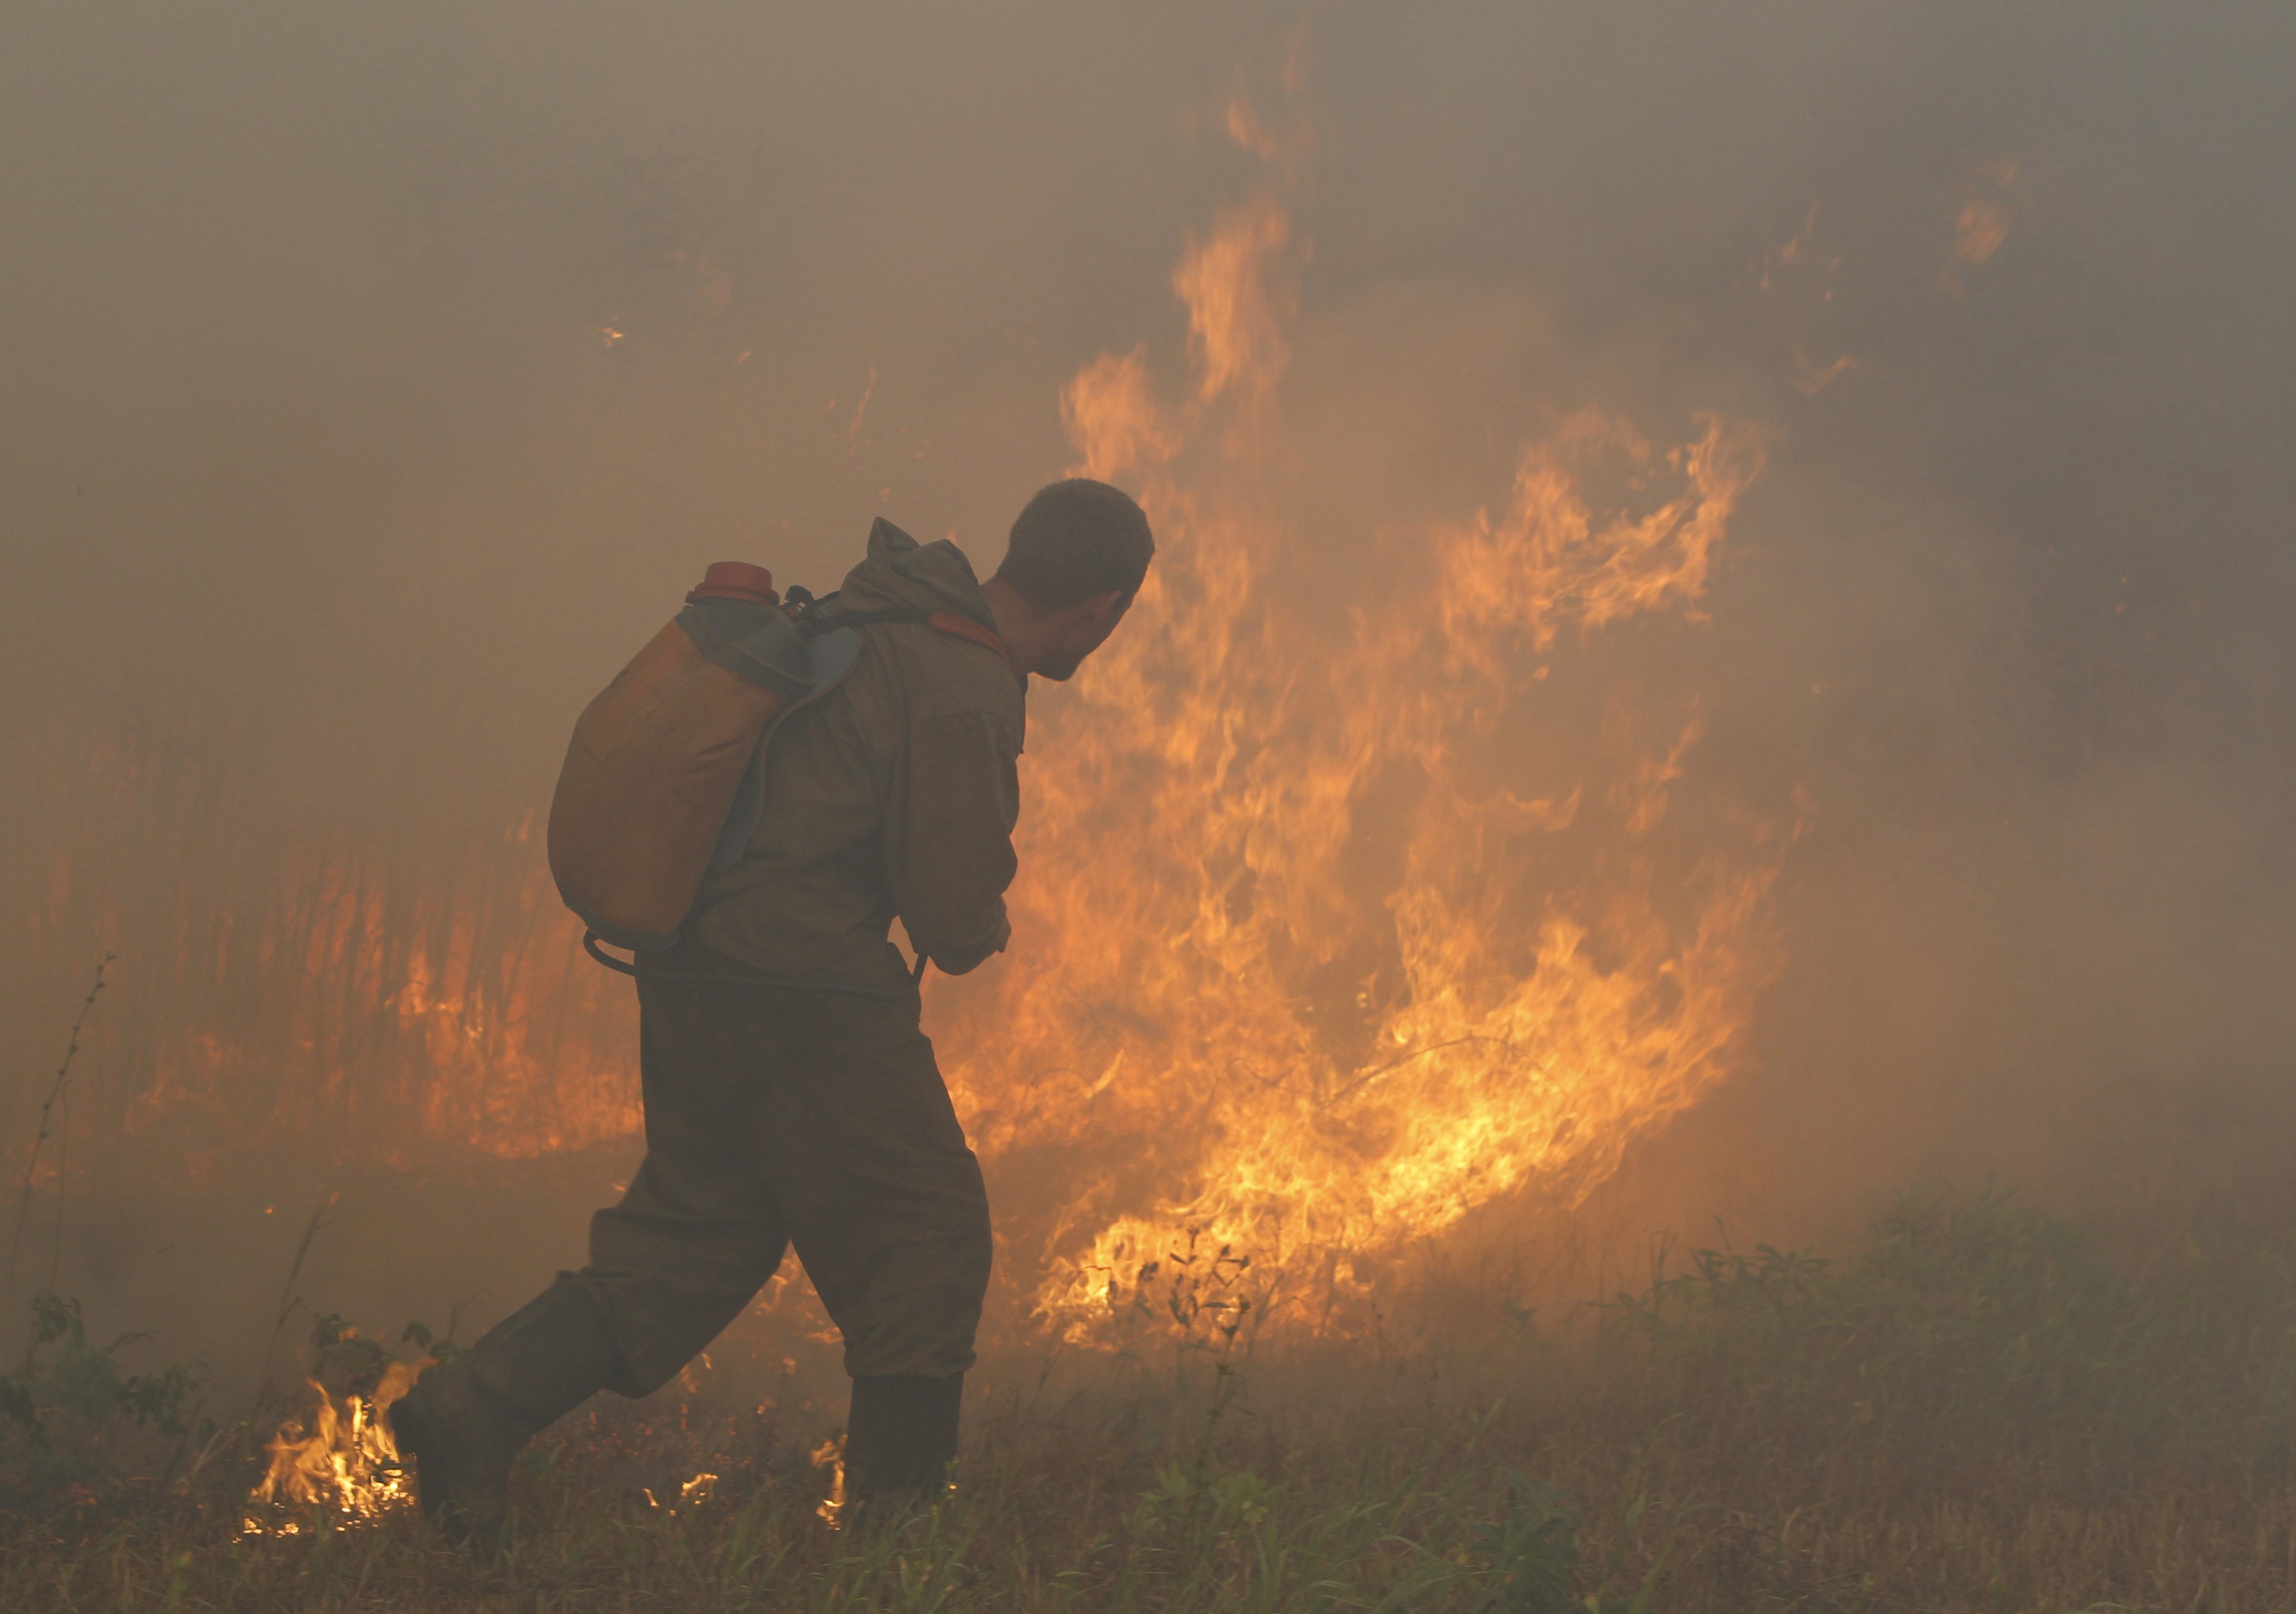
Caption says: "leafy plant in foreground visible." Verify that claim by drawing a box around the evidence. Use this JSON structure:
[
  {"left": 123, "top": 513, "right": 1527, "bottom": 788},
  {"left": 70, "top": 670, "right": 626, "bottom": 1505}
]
[{"left": 0, "top": 1291, "right": 210, "bottom": 1517}]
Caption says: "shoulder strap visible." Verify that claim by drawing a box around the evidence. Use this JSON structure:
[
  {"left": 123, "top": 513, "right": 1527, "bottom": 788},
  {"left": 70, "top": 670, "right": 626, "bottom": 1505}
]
[
  {"left": 922, "top": 610, "right": 1014, "bottom": 674},
  {"left": 785, "top": 589, "right": 1012, "bottom": 674}
]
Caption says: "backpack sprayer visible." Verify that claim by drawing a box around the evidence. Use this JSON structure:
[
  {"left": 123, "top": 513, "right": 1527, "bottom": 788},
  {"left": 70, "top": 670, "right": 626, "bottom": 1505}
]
[{"left": 546, "top": 560, "right": 1004, "bottom": 984}]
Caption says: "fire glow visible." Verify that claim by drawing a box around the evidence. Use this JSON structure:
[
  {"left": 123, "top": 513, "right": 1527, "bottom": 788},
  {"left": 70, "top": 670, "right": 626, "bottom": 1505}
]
[
  {"left": 43, "top": 94, "right": 1787, "bottom": 1352},
  {"left": 928, "top": 138, "right": 1782, "bottom": 1336},
  {"left": 244, "top": 1361, "right": 427, "bottom": 1532}
]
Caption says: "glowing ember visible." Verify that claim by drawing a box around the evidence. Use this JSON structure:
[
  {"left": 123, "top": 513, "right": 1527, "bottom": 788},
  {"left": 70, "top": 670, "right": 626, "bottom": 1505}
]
[{"left": 643, "top": 1470, "right": 720, "bottom": 1512}]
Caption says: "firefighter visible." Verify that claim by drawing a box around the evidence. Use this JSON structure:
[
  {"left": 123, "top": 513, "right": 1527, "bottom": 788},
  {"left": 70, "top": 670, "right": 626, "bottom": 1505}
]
[{"left": 390, "top": 478, "right": 1153, "bottom": 1547}]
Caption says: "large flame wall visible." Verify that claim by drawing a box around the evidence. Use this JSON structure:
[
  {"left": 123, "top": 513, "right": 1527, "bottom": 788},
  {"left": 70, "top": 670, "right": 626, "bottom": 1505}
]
[
  {"left": 24, "top": 9, "right": 2280, "bottom": 1352},
  {"left": 927, "top": 163, "right": 1783, "bottom": 1333},
  {"left": 9, "top": 145, "right": 1784, "bottom": 1341}
]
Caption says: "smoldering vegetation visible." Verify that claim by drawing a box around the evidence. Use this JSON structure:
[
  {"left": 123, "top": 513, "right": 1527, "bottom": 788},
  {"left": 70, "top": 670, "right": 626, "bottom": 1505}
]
[{"left": 5, "top": 1, "right": 2296, "bottom": 1605}]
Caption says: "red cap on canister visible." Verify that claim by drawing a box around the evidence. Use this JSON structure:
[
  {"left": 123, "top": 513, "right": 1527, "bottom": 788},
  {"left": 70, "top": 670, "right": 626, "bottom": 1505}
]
[{"left": 686, "top": 561, "right": 779, "bottom": 607}]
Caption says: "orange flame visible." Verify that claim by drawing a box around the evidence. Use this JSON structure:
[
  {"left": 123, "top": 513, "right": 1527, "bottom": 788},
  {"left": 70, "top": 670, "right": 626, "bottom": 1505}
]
[
  {"left": 930, "top": 153, "right": 1785, "bottom": 1339},
  {"left": 1172, "top": 190, "right": 1303, "bottom": 407},
  {"left": 26, "top": 85, "right": 1791, "bottom": 1359},
  {"left": 1941, "top": 157, "right": 2024, "bottom": 297},
  {"left": 126, "top": 840, "right": 638, "bottom": 1164},
  {"left": 245, "top": 1359, "right": 427, "bottom": 1531}
]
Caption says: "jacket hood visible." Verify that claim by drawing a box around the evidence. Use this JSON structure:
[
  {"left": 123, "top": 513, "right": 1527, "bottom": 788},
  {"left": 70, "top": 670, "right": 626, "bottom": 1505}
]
[{"left": 836, "top": 518, "right": 998, "bottom": 631}]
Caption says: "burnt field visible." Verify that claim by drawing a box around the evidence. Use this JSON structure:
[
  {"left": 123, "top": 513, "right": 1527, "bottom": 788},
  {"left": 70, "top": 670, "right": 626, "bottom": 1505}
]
[{"left": 9, "top": 1184, "right": 2296, "bottom": 1613}]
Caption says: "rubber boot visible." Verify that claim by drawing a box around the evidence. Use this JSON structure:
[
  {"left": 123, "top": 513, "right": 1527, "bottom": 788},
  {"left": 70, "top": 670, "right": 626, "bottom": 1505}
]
[
  {"left": 388, "top": 1274, "right": 625, "bottom": 1552},
  {"left": 842, "top": 1373, "right": 963, "bottom": 1529}
]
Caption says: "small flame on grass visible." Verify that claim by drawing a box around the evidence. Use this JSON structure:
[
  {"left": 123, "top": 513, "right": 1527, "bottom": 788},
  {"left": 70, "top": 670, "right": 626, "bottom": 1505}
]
[
  {"left": 242, "top": 1361, "right": 428, "bottom": 1533},
  {"left": 642, "top": 1470, "right": 720, "bottom": 1512},
  {"left": 811, "top": 1433, "right": 846, "bottom": 1527}
]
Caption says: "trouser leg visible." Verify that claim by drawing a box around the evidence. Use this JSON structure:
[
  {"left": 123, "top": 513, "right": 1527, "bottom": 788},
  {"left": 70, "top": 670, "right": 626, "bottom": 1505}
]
[
  {"left": 393, "top": 975, "right": 791, "bottom": 1549},
  {"left": 743, "top": 995, "right": 989, "bottom": 1515},
  {"left": 459, "top": 1272, "right": 630, "bottom": 1416},
  {"left": 577, "top": 977, "right": 793, "bottom": 1396},
  {"left": 844, "top": 1372, "right": 965, "bottom": 1515},
  {"left": 760, "top": 995, "right": 993, "bottom": 1382},
  {"left": 390, "top": 1271, "right": 631, "bottom": 1547},
  {"left": 533, "top": 980, "right": 993, "bottom": 1514}
]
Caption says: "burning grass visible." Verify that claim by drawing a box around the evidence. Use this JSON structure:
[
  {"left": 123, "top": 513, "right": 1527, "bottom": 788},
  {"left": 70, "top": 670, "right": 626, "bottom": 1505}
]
[
  {"left": 9, "top": 1184, "right": 2296, "bottom": 1611},
  {"left": 10, "top": 87, "right": 1787, "bottom": 1343}
]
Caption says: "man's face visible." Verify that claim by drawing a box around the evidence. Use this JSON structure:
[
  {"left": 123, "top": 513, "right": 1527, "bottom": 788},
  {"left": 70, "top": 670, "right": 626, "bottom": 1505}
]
[{"left": 1033, "top": 589, "right": 1134, "bottom": 682}]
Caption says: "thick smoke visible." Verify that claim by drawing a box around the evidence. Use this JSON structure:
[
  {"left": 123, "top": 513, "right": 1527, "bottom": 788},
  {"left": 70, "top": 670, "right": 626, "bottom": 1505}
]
[{"left": 5, "top": 3, "right": 2292, "bottom": 1372}]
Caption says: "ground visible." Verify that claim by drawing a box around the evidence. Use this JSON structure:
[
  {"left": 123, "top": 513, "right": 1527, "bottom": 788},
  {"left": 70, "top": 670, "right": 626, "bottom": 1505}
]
[{"left": 7, "top": 1184, "right": 2295, "bottom": 1613}]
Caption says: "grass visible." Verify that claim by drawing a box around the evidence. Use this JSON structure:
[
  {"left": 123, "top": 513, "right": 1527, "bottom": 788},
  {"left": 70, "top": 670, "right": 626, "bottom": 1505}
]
[{"left": 8, "top": 1183, "right": 2296, "bottom": 1611}]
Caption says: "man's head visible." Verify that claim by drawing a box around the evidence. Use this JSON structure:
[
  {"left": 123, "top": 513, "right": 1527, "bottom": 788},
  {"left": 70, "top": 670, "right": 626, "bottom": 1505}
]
[{"left": 984, "top": 478, "right": 1155, "bottom": 681}]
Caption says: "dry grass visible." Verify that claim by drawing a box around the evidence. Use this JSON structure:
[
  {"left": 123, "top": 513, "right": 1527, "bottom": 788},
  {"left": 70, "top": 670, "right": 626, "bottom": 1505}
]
[{"left": 7, "top": 1184, "right": 2296, "bottom": 1612}]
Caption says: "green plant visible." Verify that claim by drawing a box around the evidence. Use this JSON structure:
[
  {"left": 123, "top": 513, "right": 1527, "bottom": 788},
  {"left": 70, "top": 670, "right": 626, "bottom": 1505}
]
[
  {"left": 1465, "top": 1471, "right": 1580, "bottom": 1613},
  {"left": 0, "top": 1291, "right": 209, "bottom": 1521},
  {"left": 0, "top": 1293, "right": 198, "bottom": 1447}
]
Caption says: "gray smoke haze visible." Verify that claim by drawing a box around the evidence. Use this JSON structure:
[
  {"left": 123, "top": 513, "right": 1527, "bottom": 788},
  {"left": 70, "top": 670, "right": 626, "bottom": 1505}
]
[{"left": 5, "top": 2, "right": 2293, "bottom": 1370}]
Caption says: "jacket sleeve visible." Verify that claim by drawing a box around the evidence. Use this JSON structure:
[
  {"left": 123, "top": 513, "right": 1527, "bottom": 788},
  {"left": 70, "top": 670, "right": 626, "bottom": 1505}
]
[{"left": 891, "top": 708, "right": 1023, "bottom": 974}]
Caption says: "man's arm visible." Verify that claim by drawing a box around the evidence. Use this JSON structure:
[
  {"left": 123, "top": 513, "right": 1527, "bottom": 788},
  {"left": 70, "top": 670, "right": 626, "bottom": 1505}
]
[{"left": 891, "top": 709, "right": 1022, "bottom": 974}]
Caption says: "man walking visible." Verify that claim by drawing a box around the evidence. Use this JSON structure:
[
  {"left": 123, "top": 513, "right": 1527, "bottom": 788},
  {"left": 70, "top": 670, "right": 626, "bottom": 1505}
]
[{"left": 392, "top": 478, "right": 1154, "bottom": 1546}]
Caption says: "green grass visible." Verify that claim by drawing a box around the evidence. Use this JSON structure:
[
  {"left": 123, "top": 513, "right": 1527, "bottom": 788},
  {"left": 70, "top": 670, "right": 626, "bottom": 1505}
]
[{"left": 9, "top": 1184, "right": 2296, "bottom": 1612}]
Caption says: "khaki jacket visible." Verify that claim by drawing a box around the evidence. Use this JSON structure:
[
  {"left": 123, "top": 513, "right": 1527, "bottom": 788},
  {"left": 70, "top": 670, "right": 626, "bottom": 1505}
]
[{"left": 666, "top": 520, "right": 1025, "bottom": 994}]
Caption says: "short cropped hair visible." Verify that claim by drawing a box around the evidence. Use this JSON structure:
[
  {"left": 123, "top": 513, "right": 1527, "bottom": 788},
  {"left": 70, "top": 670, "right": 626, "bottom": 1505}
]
[{"left": 994, "top": 479, "right": 1155, "bottom": 608}]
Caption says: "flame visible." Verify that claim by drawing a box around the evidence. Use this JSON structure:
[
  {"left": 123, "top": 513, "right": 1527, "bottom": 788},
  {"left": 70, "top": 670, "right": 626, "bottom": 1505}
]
[
  {"left": 28, "top": 753, "right": 636, "bottom": 1168},
  {"left": 1060, "top": 348, "right": 1178, "bottom": 482},
  {"left": 1222, "top": 93, "right": 1316, "bottom": 191},
  {"left": 928, "top": 125, "right": 1786, "bottom": 1339},
  {"left": 811, "top": 1434, "right": 846, "bottom": 1527},
  {"left": 134, "top": 842, "right": 638, "bottom": 1162},
  {"left": 245, "top": 1361, "right": 427, "bottom": 1531},
  {"left": 1790, "top": 350, "right": 1857, "bottom": 396},
  {"left": 1941, "top": 157, "right": 2024, "bottom": 297},
  {"left": 21, "top": 81, "right": 1792, "bottom": 1357},
  {"left": 644, "top": 1470, "right": 720, "bottom": 1512},
  {"left": 1172, "top": 190, "right": 1303, "bottom": 407}
]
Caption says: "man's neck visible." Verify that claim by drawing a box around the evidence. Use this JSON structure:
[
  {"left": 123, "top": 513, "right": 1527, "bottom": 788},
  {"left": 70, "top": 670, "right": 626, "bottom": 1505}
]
[{"left": 981, "top": 575, "right": 1053, "bottom": 680}]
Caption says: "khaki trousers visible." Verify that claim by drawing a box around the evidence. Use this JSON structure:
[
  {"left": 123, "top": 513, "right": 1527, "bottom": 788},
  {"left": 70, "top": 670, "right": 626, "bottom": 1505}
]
[{"left": 576, "top": 976, "right": 992, "bottom": 1389}]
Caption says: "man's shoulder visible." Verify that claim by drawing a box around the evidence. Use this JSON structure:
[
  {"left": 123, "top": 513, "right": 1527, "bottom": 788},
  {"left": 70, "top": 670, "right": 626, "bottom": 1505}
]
[{"left": 850, "top": 619, "right": 1023, "bottom": 731}]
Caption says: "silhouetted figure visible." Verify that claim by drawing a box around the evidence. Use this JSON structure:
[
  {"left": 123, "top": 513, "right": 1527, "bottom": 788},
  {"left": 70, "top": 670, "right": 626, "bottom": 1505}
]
[{"left": 391, "top": 481, "right": 1153, "bottom": 1549}]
